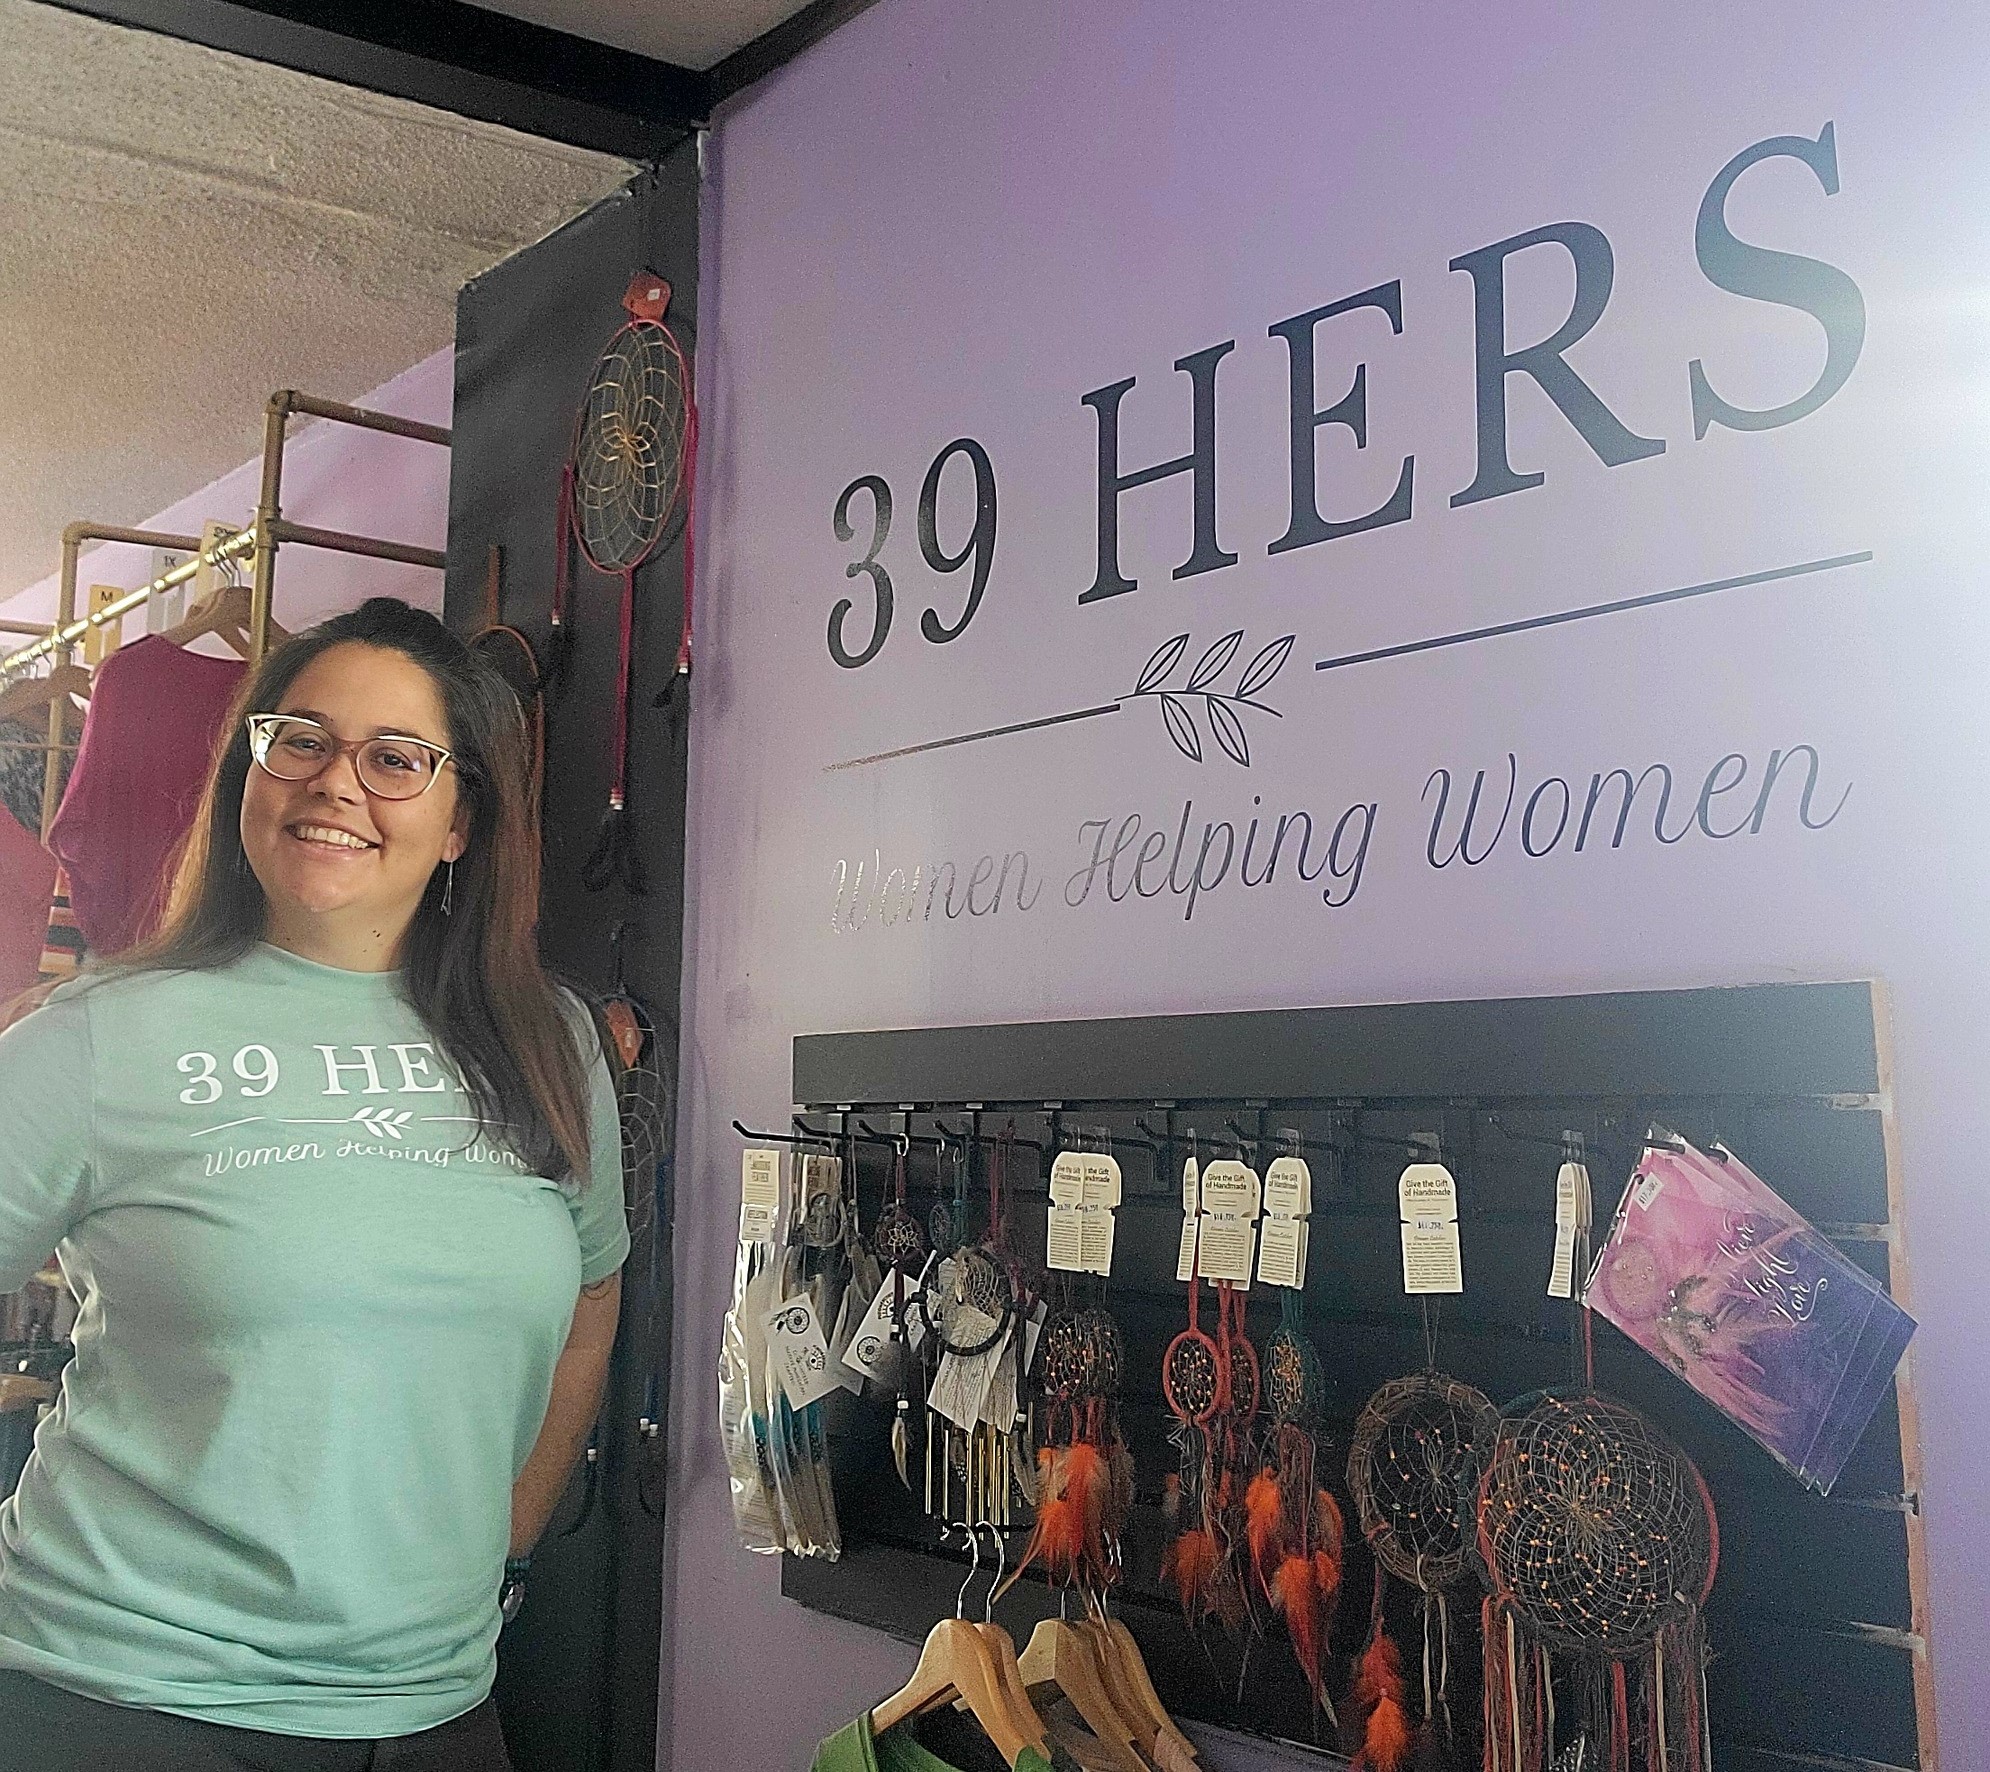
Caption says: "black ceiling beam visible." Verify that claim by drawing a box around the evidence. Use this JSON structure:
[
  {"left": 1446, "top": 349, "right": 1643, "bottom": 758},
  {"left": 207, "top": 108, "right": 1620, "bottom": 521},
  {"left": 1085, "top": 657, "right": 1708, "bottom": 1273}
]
[
  {"left": 36, "top": 0, "right": 706, "bottom": 158},
  {"left": 707, "top": 0, "right": 884, "bottom": 106}
]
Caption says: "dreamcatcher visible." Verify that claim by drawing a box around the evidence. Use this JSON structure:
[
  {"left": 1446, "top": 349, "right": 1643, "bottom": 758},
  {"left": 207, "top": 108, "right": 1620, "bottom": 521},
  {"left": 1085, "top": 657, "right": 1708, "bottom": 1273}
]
[
  {"left": 554, "top": 270, "right": 697, "bottom": 895},
  {"left": 1248, "top": 1284, "right": 1345, "bottom": 1722},
  {"left": 1014, "top": 1275, "right": 1131, "bottom": 1597},
  {"left": 1346, "top": 1365, "right": 1499, "bottom": 1771},
  {"left": 467, "top": 544, "right": 544, "bottom": 818},
  {"left": 1160, "top": 1269, "right": 1236, "bottom": 1630},
  {"left": 1475, "top": 1390, "right": 1717, "bottom": 1772},
  {"left": 872, "top": 1139, "right": 929, "bottom": 1491},
  {"left": 590, "top": 924, "right": 675, "bottom": 1521}
]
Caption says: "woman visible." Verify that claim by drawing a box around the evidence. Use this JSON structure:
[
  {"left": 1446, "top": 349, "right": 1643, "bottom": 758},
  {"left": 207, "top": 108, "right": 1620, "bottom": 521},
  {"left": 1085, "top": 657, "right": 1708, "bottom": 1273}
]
[{"left": 0, "top": 598, "right": 629, "bottom": 1771}]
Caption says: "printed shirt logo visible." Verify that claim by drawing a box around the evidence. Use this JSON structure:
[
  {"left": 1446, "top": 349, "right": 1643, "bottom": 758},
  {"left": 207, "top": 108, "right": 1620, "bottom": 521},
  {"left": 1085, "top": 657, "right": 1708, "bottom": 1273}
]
[{"left": 174, "top": 1039, "right": 528, "bottom": 1174}]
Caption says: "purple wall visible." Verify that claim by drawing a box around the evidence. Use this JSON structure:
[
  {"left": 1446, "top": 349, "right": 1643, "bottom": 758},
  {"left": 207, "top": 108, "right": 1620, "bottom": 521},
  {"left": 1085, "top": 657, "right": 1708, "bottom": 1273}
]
[{"left": 673, "top": 3, "right": 1990, "bottom": 1766}]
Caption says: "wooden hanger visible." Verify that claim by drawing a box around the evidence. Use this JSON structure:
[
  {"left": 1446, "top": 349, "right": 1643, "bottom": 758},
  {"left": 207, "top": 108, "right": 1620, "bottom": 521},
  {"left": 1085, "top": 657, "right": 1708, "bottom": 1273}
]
[
  {"left": 873, "top": 1617, "right": 1037, "bottom": 1767},
  {"left": 160, "top": 581, "right": 288, "bottom": 658},
  {"left": 1087, "top": 1618, "right": 1197, "bottom": 1769},
  {"left": 0, "top": 661, "right": 89, "bottom": 726},
  {"left": 1018, "top": 1613, "right": 1152, "bottom": 1772},
  {"left": 960, "top": 1525, "right": 1053, "bottom": 1761}
]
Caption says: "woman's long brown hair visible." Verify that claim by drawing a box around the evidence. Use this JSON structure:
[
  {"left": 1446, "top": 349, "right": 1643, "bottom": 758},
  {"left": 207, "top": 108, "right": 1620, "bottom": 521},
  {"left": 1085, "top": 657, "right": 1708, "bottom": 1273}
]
[{"left": 119, "top": 597, "right": 593, "bottom": 1187}]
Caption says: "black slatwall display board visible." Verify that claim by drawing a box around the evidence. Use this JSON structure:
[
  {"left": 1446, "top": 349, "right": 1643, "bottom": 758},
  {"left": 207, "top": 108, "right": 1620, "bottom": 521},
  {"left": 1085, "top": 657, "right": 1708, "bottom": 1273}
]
[{"left": 778, "top": 982, "right": 1935, "bottom": 1772}]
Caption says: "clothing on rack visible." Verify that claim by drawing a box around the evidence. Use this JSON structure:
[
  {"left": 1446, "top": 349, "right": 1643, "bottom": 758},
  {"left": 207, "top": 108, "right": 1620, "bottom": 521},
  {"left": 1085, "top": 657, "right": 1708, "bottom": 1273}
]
[
  {"left": 0, "top": 808, "right": 55, "bottom": 1003},
  {"left": 34, "top": 866, "right": 83, "bottom": 985},
  {"left": 0, "top": 716, "right": 68, "bottom": 835},
  {"left": 814, "top": 1711, "right": 1062, "bottom": 1772},
  {"left": 44, "top": 635, "right": 245, "bottom": 956}
]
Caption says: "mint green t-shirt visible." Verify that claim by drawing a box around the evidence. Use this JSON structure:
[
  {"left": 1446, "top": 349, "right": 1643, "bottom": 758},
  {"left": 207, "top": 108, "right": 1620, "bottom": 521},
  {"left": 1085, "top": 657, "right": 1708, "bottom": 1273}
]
[{"left": 0, "top": 944, "right": 630, "bottom": 1737}]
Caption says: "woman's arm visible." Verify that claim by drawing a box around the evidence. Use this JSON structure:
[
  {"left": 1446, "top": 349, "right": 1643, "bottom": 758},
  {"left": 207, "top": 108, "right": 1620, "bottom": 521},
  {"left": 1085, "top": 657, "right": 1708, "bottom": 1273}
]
[{"left": 510, "top": 1271, "right": 623, "bottom": 1556}]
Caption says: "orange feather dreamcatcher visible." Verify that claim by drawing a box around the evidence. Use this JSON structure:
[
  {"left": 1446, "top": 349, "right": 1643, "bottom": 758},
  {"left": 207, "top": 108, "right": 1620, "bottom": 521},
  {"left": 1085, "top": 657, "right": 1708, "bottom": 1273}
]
[
  {"left": 1248, "top": 1284, "right": 1346, "bottom": 1724},
  {"left": 1345, "top": 1369, "right": 1499, "bottom": 1772},
  {"left": 1012, "top": 1299, "right": 1131, "bottom": 1597}
]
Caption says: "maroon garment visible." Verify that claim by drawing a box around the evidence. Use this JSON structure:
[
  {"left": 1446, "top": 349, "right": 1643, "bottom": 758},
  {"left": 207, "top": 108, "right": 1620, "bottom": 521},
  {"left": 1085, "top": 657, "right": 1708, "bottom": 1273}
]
[
  {"left": 0, "top": 807, "right": 55, "bottom": 1001},
  {"left": 46, "top": 636, "right": 245, "bottom": 956}
]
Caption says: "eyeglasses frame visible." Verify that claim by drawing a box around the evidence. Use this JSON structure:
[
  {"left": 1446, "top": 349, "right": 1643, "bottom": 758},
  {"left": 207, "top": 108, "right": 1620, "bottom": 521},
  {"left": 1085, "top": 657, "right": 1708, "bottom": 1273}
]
[{"left": 243, "top": 712, "right": 457, "bottom": 802}]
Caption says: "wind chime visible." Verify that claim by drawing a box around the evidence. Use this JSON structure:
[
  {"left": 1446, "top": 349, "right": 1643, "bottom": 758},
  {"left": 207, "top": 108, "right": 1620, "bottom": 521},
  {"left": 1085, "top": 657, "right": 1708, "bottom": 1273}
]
[
  {"left": 1345, "top": 1351, "right": 1499, "bottom": 1772},
  {"left": 916, "top": 1129, "right": 1032, "bottom": 1531},
  {"left": 1475, "top": 1389, "right": 1717, "bottom": 1772},
  {"left": 1249, "top": 1283, "right": 1346, "bottom": 1723}
]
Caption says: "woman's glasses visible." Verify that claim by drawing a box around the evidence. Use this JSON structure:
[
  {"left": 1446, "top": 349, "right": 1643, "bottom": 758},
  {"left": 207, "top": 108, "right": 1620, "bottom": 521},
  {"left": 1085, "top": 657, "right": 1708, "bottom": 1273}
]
[{"left": 245, "top": 714, "right": 454, "bottom": 801}]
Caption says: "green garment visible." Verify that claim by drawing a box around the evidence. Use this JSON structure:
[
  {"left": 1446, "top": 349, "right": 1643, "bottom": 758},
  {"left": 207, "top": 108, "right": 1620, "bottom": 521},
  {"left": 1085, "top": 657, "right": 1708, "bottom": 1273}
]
[
  {"left": 0, "top": 945, "right": 629, "bottom": 1737},
  {"left": 812, "top": 1711, "right": 1056, "bottom": 1772}
]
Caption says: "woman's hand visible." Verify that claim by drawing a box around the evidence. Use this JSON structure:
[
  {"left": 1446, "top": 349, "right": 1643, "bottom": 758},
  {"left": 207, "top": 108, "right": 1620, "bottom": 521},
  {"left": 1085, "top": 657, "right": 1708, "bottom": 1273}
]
[{"left": 509, "top": 1272, "right": 622, "bottom": 1557}]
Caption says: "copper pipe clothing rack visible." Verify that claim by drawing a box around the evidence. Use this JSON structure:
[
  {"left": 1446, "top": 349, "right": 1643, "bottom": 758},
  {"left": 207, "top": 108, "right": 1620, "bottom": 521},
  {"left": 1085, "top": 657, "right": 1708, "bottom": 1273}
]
[{"left": 0, "top": 390, "right": 451, "bottom": 835}]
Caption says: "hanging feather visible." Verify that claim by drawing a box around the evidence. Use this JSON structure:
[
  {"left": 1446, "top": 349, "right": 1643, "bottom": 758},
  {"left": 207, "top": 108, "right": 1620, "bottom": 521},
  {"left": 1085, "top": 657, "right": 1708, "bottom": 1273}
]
[
  {"left": 1271, "top": 1551, "right": 1335, "bottom": 1722},
  {"left": 1161, "top": 1470, "right": 1183, "bottom": 1528},
  {"left": 1314, "top": 1485, "right": 1346, "bottom": 1561},
  {"left": 1246, "top": 1469, "right": 1285, "bottom": 1595},
  {"left": 1313, "top": 1548, "right": 1343, "bottom": 1613},
  {"left": 1110, "top": 1434, "right": 1137, "bottom": 1522},
  {"left": 1162, "top": 1526, "right": 1219, "bottom": 1620},
  {"left": 1354, "top": 1629, "right": 1406, "bottom": 1710},
  {"left": 1358, "top": 1692, "right": 1413, "bottom": 1772},
  {"left": 891, "top": 1403, "right": 912, "bottom": 1492},
  {"left": 1350, "top": 1627, "right": 1412, "bottom": 1772}
]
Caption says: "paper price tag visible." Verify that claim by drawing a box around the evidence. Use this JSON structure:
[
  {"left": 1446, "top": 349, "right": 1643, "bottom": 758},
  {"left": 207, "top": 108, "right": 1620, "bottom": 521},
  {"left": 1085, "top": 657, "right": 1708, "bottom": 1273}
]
[
  {"left": 766, "top": 1294, "right": 842, "bottom": 1409},
  {"left": 1401, "top": 1220, "right": 1464, "bottom": 1294},
  {"left": 979, "top": 1326, "right": 1021, "bottom": 1427},
  {"left": 1181, "top": 1155, "right": 1200, "bottom": 1215},
  {"left": 740, "top": 1148, "right": 782, "bottom": 1241},
  {"left": 1047, "top": 1202, "right": 1087, "bottom": 1272},
  {"left": 1200, "top": 1160, "right": 1262, "bottom": 1218},
  {"left": 1197, "top": 1215, "right": 1257, "bottom": 1286},
  {"left": 1547, "top": 1161, "right": 1591, "bottom": 1299},
  {"left": 1021, "top": 1299, "right": 1048, "bottom": 1374},
  {"left": 1176, "top": 1214, "right": 1200, "bottom": 1282},
  {"left": 840, "top": 1266, "right": 929, "bottom": 1382},
  {"left": 1257, "top": 1216, "right": 1309, "bottom": 1289},
  {"left": 1398, "top": 1162, "right": 1458, "bottom": 1223},
  {"left": 1399, "top": 1160, "right": 1462, "bottom": 1295},
  {"left": 1081, "top": 1154, "right": 1123, "bottom": 1209},
  {"left": 1049, "top": 1151, "right": 1087, "bottom": 1206},
  {"left": 932, "top": 1326, "right": 1009, "bottom": 1430},
  {"left": 1264, "top": 1155, "right": 1312, "bottom": 1219},
  {"left": 1633, "top": 1168, "right": 1665, "bottom": 1210},
  {"left": 1081, "top": 1206, "right": 1117, "bottom": 1275}
]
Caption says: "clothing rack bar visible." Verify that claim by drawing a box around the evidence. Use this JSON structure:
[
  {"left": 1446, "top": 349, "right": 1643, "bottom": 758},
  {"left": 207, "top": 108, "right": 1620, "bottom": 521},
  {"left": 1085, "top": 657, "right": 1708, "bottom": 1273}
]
[{"left": 0, "top": 523, "right": 238, "bottom": 680}]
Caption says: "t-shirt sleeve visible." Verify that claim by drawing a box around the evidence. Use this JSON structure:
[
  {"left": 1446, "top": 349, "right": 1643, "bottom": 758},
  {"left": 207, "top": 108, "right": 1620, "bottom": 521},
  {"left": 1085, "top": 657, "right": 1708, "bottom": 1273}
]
[
  {"left": 0, "top": 991, "right": 94, "bottom": 1294},
  {"left": 566, "top": 1000, "right": 631, "bottom": 1287}
]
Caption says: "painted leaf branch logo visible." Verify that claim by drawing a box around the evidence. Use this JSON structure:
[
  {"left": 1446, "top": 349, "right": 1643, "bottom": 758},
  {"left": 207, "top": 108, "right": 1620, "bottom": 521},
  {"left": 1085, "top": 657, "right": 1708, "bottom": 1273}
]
[
  {"left": 1130, "top": 630, "right": 1294, "bottom": 765},
  {"left": 350, "top": 1107, "right": 415, "bottom": 1140}
]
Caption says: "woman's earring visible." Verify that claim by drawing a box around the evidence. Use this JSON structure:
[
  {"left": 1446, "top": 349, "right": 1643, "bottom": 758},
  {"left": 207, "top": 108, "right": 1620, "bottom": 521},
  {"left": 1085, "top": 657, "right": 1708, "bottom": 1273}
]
[{"left": 443, "top": 859, "right": 455, "bottom": 916}]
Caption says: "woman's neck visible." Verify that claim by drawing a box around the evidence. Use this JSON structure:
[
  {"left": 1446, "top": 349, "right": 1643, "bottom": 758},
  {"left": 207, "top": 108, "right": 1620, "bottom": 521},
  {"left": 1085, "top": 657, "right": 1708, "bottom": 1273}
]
[{"left": 261, "top": 906, "right": 409, "bottom": 973}]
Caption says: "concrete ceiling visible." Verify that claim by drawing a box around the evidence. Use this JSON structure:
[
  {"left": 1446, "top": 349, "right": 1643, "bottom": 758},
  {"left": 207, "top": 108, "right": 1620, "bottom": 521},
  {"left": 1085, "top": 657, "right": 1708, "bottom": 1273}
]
[
  {"left": 0, "top": 0, "right": 634, "bottom": 601},
  {"left": 465, "top": 0, "right": 819, "bottom": 72}
]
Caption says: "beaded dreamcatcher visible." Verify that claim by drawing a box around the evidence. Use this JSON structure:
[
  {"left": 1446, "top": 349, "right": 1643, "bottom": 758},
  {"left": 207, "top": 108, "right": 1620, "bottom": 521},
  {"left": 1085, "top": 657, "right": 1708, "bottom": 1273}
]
[
  {"left": 1345, "top": 1369, "right": 1499, "bottom": 1771},
  {"left": 1014, "top": 1297, "right": 1131, "bottom": 1596},
  {"left": 1244, "top": 1285, "right": 1345, "bottom": 1721},
  {"left": 1475, "top": 1389, "right": 1717, "bottom": 1772},
  {"left": 1159, "top": 1271, "right": 1239, "bottom": 1630}
]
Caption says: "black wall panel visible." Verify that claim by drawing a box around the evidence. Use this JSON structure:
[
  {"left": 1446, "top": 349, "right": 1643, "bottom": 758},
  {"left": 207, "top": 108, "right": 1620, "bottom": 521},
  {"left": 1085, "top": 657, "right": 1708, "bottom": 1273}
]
[{"left": 445, "top": 149, "right": 696, "bottom": 1772}]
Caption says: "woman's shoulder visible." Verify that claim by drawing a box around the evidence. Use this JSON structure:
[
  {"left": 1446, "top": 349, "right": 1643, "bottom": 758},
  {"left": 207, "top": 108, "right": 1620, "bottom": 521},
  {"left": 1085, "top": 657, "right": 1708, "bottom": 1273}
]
[{"left": 9, "top": 957, "right": 247, "bottom": 1033}]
